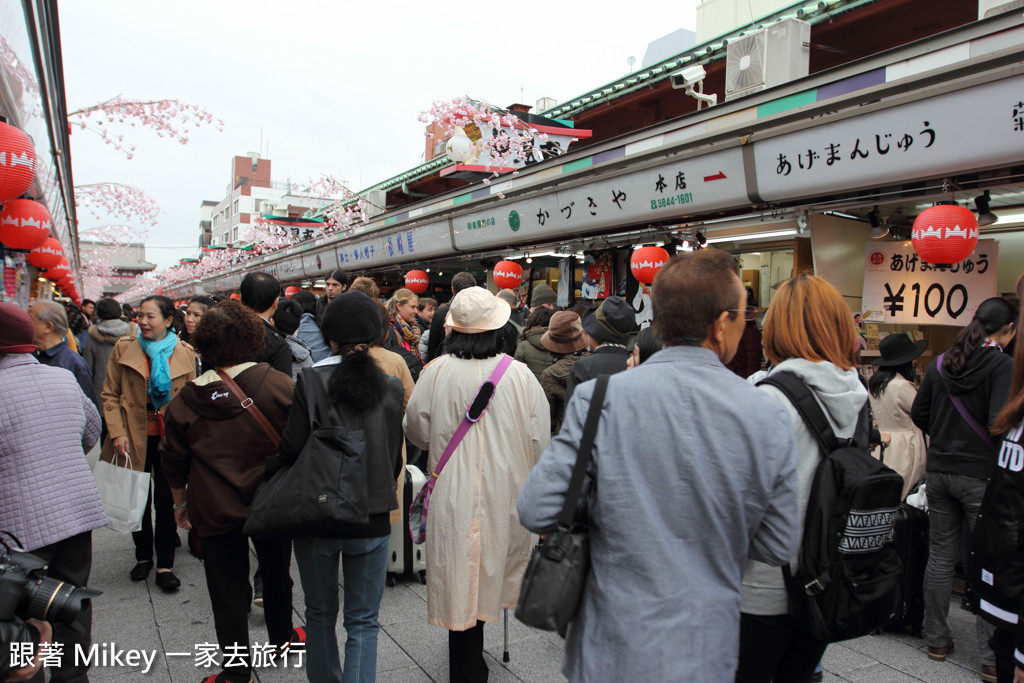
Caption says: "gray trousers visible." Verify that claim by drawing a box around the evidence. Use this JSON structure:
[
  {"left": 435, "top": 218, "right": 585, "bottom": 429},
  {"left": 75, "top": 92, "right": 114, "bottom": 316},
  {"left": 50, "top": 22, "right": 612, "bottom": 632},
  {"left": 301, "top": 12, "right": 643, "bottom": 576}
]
[{"left": 922, "top": 471, "right": 995, "bottom": 665}]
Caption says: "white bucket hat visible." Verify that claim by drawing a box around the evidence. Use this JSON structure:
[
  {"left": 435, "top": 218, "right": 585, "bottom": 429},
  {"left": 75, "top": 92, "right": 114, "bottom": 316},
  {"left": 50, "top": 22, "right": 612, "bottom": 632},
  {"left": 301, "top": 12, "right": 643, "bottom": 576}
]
[{"left": 445, "top": 287, "right": 511, "bottom": 333}]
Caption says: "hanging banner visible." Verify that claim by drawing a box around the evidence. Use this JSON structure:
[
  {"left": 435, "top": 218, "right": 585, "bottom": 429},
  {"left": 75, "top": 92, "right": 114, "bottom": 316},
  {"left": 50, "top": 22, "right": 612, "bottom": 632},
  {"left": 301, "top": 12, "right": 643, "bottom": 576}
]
[{"left": 861, "top": 240, "right": 998, "bottom": 326}]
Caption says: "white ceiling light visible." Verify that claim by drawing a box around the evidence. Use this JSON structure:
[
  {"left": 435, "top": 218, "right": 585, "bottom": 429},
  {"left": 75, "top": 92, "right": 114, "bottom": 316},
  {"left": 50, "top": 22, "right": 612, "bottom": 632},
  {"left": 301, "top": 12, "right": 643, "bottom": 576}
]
[{"left": 705, "top": 229, "right": 797, "bottom": 244}]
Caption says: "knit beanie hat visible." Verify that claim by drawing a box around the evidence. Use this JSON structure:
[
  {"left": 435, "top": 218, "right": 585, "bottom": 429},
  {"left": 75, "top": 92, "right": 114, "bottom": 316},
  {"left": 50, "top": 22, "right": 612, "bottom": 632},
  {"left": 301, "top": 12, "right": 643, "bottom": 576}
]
[
  {"left": 531, "top": 283, "right": 556, "bottom": 306},
  {"left": 0, "top": 303, "right": 38, "bottom": 353},
  {"left": 321, "top": 291, "right": 382, "bottom": 346}
]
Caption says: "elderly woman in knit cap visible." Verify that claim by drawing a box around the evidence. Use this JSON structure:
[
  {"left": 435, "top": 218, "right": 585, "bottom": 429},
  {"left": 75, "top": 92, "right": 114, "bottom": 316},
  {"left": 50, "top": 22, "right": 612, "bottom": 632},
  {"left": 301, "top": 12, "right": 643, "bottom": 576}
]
[
  {"left": 539, "top": 311, "right": 591, "bottom": 434},
  {"left": 274, "top": 291, "right": 405, "bottom": 683},
  {"left": 404, "top": 287, "right": 549, "bottom": 683}
]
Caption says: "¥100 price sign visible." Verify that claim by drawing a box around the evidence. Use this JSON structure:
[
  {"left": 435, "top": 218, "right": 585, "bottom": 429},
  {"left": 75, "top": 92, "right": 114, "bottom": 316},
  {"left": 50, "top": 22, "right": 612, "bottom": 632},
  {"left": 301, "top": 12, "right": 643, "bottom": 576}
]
[{"left": 861, "top": 241, "right": 999, "bottom": 326}]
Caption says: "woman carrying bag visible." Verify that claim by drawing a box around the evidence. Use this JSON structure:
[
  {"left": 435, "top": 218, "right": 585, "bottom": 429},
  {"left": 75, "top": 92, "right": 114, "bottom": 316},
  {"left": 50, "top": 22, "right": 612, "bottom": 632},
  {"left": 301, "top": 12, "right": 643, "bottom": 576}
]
[
  {"left": 160, "top": 300, "right": 300, "bottom": 683},
  {"left": 99, "top": 295, "right": 196, "bottom": 591},
  {"left": 404, "top": 287, "right": 549, "bottom": 683},
  {"left": 272, "top": 291, "right": 405, "bottom": 683}
]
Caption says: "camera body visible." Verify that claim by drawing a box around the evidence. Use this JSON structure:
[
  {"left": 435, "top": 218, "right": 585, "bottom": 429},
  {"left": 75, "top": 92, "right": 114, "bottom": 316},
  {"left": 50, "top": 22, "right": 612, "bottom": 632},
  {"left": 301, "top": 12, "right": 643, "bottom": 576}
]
[{"left": 0, "top": 545, "right": 100, "bottom": 626}]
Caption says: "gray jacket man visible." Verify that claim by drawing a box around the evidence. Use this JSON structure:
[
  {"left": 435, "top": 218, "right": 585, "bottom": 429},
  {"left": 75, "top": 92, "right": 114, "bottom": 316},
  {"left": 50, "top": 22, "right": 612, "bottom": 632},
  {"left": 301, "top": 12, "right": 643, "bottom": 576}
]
[{"left": 518, "top": 249, "right": 799, "bottom": 682}]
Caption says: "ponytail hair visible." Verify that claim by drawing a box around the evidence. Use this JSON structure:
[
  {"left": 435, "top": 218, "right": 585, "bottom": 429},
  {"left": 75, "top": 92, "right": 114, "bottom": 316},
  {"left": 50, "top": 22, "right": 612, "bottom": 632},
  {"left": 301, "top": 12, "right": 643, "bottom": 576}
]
[
  {"left": 327, "top": 345, "right": 388, "bottom": 414},
  {"left": 994, "top": 275, "right": 1024, "bottom": 434},
  {"left": 944, "top": 297, "right": 1017, "bottom": 375}
]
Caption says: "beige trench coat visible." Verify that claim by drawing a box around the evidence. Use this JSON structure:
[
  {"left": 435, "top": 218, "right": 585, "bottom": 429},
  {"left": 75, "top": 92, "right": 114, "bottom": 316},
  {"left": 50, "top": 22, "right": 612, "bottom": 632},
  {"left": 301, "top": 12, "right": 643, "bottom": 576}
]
[
  {"left": 869, "top": 374, "right": 927, "bottom": 500},
  {"left": 99, "top": 336, "right": 196, "bottom": 471},
  {"left": 404, "top": 353, "right": 549, "bottom": 630},
  {"left": 368, "top": 346, "right": 415, "bottom": 525}
]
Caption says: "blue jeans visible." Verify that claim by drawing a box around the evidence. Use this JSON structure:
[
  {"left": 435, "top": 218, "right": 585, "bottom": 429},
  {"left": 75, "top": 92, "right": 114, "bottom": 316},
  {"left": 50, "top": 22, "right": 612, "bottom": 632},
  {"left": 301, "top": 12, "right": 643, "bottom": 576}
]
[
  {"left": 923, "top": 472, "right": 995, "bottom": 665},
  {"left": 293, "top": 535, "right": 389, "bottom": 683}
]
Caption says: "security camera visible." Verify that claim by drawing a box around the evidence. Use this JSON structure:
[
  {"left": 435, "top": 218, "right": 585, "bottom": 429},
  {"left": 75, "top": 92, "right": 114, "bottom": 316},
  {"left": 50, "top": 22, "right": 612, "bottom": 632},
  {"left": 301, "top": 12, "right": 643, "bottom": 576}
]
[{"left": 670, "top": 65, "right": 707, "bottom": 89}]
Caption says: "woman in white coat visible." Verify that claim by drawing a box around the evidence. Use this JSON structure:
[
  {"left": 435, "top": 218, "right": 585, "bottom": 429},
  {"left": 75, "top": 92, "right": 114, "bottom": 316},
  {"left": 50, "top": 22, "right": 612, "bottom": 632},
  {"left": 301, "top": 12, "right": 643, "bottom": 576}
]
[
  {"left": 404, "top": 287, "right": 549, "bottom": 683},
  {"left": 868, "top": 332, "right": 928, "bottom": 500}
]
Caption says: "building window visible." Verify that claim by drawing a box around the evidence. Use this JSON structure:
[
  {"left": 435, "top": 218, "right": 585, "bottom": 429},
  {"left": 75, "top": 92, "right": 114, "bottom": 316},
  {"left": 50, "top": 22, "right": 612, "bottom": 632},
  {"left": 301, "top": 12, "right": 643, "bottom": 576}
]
[
  {"left": 233, "top": 227, "right": 239, "bottom": 242},
  {"left": 213, "top": 215, "right": 218, "bottom": 228},
  {"left": 434, "top": 142, "right": 442, "bottom": 156},
  {"left": 233, "top": 199, "right": 239, "bottom": 214}
]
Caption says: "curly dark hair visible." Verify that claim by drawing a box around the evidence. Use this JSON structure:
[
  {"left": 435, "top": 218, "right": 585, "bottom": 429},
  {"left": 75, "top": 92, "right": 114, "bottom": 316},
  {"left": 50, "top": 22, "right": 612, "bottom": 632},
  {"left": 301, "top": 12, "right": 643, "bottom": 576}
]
[{"left": 190, "top": 300, "right": 266, "bottom": 368}]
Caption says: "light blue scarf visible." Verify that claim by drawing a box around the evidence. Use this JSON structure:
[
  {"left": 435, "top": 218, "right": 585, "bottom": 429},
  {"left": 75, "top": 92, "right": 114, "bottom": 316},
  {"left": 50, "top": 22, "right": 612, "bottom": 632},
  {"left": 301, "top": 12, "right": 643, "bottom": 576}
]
[{"left": 137, "top": 330, "right": 178, "bottom": 409}]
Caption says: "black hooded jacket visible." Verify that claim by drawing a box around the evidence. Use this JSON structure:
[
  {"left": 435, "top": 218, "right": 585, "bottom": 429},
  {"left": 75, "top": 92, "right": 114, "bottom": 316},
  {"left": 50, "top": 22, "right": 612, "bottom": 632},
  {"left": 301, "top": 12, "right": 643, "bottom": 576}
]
[{"left": 911, "top": 346, "right": 1013, "bottom": 479}]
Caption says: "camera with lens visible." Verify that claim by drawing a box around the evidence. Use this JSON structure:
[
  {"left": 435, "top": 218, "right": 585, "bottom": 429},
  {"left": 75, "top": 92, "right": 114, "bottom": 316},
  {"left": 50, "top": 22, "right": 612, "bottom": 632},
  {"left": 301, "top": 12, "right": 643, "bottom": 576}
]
[{"left": 0, "top": 542, "right": 100, "bottom": 626}]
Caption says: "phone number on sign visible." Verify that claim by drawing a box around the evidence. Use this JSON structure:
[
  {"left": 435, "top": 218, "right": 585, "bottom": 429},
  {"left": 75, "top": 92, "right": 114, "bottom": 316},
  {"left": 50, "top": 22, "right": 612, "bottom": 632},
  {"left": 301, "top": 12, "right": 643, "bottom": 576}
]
[{"left": 650, "top": 193, "right": 694, "bottom": 210}]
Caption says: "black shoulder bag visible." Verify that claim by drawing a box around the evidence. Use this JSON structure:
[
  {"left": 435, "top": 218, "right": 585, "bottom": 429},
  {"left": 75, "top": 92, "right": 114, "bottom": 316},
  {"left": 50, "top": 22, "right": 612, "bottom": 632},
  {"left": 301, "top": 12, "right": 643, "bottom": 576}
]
[
  {"left": 515, "top": 374, "right": 609, "bottom": 635},
  {"left": 244, "top": 367, "right": 369, "bottom": 539}
]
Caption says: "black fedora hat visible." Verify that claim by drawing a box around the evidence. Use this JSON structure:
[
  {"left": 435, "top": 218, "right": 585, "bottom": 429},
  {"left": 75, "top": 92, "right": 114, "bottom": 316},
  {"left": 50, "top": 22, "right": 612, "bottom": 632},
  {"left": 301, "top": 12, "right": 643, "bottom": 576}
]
[{"left": 872, "top": 333, "right": 927, "bottom": 367}]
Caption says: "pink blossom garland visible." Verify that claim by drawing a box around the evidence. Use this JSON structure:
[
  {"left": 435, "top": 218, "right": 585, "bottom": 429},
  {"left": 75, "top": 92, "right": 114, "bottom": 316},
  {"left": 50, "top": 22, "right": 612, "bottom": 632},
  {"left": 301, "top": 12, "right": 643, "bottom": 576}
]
[
  {"left": 68, "top": 97, "right": 224, "bottom": 159},
  {"left": 75, "top": 183, "right": 162, "bottom": 225}
]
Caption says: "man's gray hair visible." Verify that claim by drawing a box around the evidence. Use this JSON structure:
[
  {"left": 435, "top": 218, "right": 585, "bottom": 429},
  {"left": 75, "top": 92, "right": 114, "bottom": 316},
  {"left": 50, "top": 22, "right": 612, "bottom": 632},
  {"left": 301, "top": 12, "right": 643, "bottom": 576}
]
[{"left": 34, "top": 301, "right": 68, "bottom": 336}]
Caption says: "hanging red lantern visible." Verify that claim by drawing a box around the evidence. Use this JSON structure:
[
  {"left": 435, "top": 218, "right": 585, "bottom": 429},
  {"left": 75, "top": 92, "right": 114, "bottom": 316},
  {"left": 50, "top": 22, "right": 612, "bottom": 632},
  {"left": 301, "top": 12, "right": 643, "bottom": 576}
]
[
  {"left": 492, "top": 260, "right": 523, "bottom": 289},
  {"left": 45, "top": 259, "right": 70, "bottom": 281},
  {"left": 0, "top": 121, "right": 36, "bottom": 202},
  {"left": 230, "top": 293, "right": 241, "bottom": 300},
  {"left": 284, "top": 285, "right": 301, "bottom": 298},
  {"left": 0, "top": 198, "right": 50, "bottom": 250},
  {"left": 630, "top": 246, "right": 670, "bottom": 285},
  {"left": 26, "top": 237, "right": 63, "bottom": 268},
  {"left": 911, "top": 204, "right": 979, "bottom": 265},
  {"left": 404, "top": 270, "right": 429, "bottom": 294}
]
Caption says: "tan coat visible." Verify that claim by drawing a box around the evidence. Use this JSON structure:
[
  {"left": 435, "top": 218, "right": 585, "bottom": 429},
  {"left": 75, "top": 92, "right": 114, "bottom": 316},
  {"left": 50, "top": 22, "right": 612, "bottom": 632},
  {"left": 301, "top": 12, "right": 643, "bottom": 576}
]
[
  {"left": 869, "top": 374, "right": 927, "bottom": 500},
  {"left": 404, "top": 354, "right": 549, "bottom": 630},
  {"left": 368, "top": 346, "right": 415, "bottom": 524},
  {"left": 100, "top": 336, "right": 197, "bottom": 471}
]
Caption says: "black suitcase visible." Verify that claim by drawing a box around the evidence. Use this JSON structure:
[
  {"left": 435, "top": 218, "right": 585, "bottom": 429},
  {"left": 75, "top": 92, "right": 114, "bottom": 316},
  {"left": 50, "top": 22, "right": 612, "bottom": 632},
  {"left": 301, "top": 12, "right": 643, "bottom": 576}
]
[{"left": 886, "top": 502, "right": 929, "bottom": 634}]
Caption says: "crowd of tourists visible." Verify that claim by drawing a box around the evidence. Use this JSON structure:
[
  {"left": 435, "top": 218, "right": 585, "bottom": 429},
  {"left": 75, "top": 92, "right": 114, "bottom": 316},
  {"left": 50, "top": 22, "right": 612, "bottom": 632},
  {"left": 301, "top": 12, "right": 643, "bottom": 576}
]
[{"left": 2, "top": 251, "right": 1024, "bottom": 683}]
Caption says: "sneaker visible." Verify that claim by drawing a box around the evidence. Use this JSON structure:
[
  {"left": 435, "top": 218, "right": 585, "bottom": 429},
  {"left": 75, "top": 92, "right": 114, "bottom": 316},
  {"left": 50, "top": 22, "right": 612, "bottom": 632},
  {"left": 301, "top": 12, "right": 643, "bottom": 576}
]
[
  {"left": 927, "top": 640, "right": 955, "bottom": 661},
  {"left": 199, "top": 674, "right": 253, "bottom": 683},
  {"left": 981, "top": 664, "right": 997, "bottom": 683},
  {"left": 252, "top": 590, "right": 264, "bottom": 608}
]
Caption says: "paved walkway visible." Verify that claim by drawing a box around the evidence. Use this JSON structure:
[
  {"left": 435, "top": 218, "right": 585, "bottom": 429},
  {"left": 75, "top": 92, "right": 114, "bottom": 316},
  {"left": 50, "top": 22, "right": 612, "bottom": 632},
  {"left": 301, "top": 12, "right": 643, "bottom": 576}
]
[{"left": 70, "top": 523, "right": 990, "bottom": 683}]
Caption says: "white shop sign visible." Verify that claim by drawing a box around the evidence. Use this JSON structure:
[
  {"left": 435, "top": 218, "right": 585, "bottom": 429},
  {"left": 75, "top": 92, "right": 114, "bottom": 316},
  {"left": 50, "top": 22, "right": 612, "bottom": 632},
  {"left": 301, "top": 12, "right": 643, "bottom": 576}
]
[{"left": 861, "top": 241, "right": 998, "bottom": 326}]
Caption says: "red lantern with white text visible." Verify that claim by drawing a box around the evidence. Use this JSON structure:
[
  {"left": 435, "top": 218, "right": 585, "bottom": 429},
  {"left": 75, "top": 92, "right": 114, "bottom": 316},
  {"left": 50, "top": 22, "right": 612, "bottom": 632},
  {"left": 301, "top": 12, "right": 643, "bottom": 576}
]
[
  {"left": 404, "top": 270, "right": 429, "bottom": 294},
  {"left": 284, "top": 286, "right": 300, "bottom": 298},
  {"left": 493, "top": 260, "right": 523, "bottom": 289},
  {"left": 0, "top": 121, "right": 36, "bottom": 202},
  {"left": 45, "top": 259, "right": 70, "bottom": 281},
  {"left": 0, "top": 198, "right": 50, "bottom": 250},
  {"left": 630, "top": 246, "right": 670, "bottom": 285},
  {"left": 911, "top": 204, "right": 979, "bottom": 265},
  {"left": 26, "top": 237, "right": 62, "bottom": 268}
]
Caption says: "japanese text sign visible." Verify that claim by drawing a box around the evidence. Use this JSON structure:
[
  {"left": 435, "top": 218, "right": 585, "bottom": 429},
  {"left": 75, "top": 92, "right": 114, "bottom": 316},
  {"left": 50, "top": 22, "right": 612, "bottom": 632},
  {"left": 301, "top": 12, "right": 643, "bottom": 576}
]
[{"left": 862, "top": 241, "right": 998, "bottom": 326}]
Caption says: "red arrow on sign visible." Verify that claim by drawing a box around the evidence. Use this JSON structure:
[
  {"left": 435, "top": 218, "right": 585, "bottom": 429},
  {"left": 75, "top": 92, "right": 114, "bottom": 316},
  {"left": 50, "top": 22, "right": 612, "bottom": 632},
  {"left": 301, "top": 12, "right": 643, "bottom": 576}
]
[{"left": 704, "top": 171, "right": 727, "bottom": 181}]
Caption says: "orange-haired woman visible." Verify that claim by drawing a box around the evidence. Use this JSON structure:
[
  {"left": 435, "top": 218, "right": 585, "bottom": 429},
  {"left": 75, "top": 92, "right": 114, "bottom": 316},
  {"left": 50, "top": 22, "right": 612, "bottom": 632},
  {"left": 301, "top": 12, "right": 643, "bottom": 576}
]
[{"left": 736, "top": 274, "right": 868, "bottom": 683}]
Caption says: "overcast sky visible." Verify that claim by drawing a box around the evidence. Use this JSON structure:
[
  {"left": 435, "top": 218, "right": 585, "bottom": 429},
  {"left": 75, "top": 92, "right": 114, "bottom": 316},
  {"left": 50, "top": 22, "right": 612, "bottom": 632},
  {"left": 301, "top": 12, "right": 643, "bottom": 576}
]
[{"left": 60, "top": 1, "right": 700, "bottom": 269}]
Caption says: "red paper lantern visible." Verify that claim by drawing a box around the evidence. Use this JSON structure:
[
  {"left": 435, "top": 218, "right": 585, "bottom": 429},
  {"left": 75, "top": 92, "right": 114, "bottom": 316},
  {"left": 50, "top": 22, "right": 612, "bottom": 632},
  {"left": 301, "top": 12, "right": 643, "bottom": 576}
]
[
  {"left": 404, "top": 270, "right": 429, "bottom": 294},
  {"left": 26, "top": 237, "right": 63, "bottom": 268},
  {"left": 45, "top": 259, "right": 70, "bottom": 281},
  {"left": 0, "top": 121, "right": 36, "bottom": 202},
  {"left": 911, "top": 204, "right": 979, "bottom": 265},
  {"left": 230, "top": 293, "right": 241, "bottom": 300},
  {"left": 630, "top": 246, "right": 670, "bottom": 285},
  {"left": 493, "top": 260, "right": 523, "bottom": 289},
  {"left": 284, "top": 285, "right": 301, "bottom": 298},
  {"left": 0, "top": 198, "right": 50, "bottom": 250}
]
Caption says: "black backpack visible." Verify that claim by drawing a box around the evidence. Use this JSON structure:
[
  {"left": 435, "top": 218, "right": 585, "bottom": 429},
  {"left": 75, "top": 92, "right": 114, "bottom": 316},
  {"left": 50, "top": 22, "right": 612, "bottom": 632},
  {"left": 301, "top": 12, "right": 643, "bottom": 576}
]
[{"left": 759, "top": 371, "right": 904, "bottom": 642}]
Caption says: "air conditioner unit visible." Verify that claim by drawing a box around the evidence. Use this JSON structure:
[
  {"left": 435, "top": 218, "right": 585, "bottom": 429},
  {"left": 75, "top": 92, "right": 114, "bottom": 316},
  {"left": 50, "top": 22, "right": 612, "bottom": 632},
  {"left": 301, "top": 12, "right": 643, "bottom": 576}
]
[
  {"left": 362, "top": 190, "right": 387, "bottom": 219},
  {"left": 725, "top": 18, "right": 811, "bottom": 101},
  {"left": 979, "top": 0, "right": 1024, "bottom": 19}
]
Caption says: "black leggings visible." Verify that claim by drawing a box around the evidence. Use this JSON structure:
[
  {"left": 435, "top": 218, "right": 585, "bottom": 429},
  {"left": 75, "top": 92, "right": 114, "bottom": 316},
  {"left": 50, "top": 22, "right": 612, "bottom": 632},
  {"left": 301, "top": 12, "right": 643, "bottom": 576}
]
[
  {"left": 132, "top": 435, "right": 177, "bottom": 568},
  {"left": 735, "top": 612, "right": 827, "bottom": 683},
  {"left": 449, "top": 620, "right": 488, "bottom": 683}
]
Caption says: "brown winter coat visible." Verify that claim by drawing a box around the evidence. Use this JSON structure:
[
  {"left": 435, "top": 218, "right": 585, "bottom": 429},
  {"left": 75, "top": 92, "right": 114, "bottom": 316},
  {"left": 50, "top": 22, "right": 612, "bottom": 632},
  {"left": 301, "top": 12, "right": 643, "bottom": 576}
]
[
  {"left": 99, "top": 336, "right": 197, "bottom": 471},
  {"left": 540, "top": 351, "right": 590, "bottom": 434}
]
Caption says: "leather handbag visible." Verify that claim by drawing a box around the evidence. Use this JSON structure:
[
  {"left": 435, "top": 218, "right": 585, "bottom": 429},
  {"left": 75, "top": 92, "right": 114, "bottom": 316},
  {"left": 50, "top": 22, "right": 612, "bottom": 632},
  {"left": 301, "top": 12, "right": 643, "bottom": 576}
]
[
  {"left": 409, "top": 355, "right": 513, "bottom": 544},
  {"left": 515, "top": 373, "right": 609, "bottom": 635},
  {"left": 243, "top": 367, "right": 369, "bottom": 539}
]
